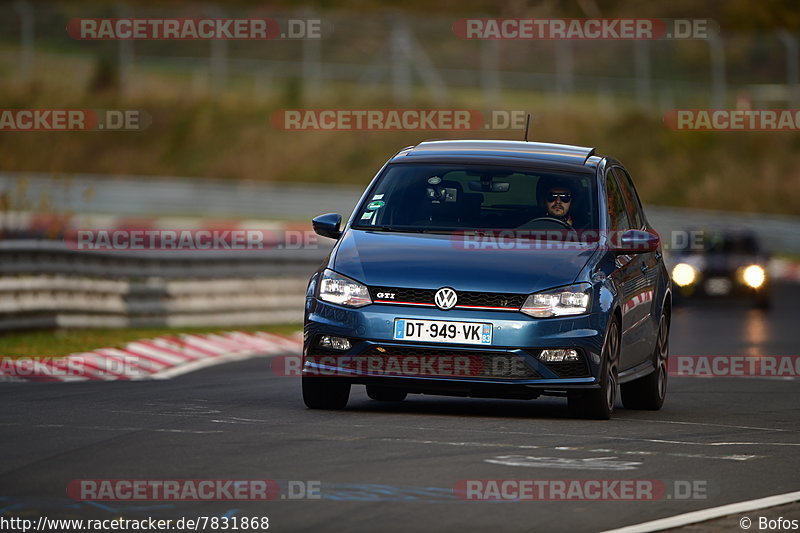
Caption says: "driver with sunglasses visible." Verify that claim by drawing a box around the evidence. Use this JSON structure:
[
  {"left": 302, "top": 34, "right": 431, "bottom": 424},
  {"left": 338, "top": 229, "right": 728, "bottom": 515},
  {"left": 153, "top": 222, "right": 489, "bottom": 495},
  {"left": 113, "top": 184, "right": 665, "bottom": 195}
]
[{"left": 540, "top": 181, "right": 575, "bottom": 227}]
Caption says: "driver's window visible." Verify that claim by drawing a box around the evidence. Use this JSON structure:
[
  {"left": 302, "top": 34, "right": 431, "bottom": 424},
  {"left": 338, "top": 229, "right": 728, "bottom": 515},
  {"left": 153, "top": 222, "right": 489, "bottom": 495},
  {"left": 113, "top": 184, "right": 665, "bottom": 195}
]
[{"left": 605, "top": 170, "right": 631, "bottom": 231}]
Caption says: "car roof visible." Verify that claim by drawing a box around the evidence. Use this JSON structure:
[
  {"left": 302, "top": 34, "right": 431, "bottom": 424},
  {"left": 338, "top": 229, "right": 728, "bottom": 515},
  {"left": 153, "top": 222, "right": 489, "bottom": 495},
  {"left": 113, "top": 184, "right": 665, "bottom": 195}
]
[{"left": 391, "top": 140, "right": 600, "bottom": 168}]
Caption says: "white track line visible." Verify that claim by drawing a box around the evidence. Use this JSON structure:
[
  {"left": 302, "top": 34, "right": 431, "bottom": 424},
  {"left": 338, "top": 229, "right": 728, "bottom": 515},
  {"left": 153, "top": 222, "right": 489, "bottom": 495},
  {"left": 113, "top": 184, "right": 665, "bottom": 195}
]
[
  {"left": 601, "top": 490, "right": 800, "bottom": 533},
  {"left": 620, "top": 418, "right": 799, "bottom": 433}
]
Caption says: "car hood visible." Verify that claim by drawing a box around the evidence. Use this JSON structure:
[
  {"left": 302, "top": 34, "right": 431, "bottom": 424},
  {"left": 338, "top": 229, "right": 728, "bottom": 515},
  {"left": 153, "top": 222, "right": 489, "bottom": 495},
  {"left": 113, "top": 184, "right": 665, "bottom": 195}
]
[{"left": 332, "top": 229, "right": 597, "bottom": 294}]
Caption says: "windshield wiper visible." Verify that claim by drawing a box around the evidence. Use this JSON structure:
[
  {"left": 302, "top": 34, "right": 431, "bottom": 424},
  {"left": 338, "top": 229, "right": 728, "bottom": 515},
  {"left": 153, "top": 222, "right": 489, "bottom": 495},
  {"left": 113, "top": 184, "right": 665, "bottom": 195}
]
[
  {"left": 352, "top": 225, "right": 425, "bottom": 233},
  {"left": 352, "top": 225, "right": 471, "bottom": 235}
]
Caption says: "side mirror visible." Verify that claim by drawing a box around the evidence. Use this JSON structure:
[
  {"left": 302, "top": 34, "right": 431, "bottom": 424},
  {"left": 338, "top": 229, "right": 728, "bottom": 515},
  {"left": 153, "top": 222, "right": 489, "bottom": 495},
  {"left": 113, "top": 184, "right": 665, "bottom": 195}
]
[
  {"left": 611, "top": 229, "right": 660, "bottom": 254},
  {"left": 312, "top": 213, "right": 343, "bottom": 240}
]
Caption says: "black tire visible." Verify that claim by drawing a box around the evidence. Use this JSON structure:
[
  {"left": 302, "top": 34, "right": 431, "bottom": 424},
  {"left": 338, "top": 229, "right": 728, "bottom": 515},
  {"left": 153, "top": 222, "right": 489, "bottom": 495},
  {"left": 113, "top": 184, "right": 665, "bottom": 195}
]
[
  {"left": 621, "top": 311, "right": 669, "bottom": 410},
  {"left": 366, "top": 385, "right": 407, "bottom": 402},
  {"left": 568, "top": 319, "right": 619, "bottom": 420},
  {"left": 302, "top": 376, "right": 350, "bottom": 409}
]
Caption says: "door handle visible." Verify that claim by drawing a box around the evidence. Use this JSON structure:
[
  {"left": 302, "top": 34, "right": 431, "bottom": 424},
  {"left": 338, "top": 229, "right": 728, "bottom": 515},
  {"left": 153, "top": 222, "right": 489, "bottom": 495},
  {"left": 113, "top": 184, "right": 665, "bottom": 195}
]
[{"left": 641, "top": 263, "right": 648, "bottom": 274}]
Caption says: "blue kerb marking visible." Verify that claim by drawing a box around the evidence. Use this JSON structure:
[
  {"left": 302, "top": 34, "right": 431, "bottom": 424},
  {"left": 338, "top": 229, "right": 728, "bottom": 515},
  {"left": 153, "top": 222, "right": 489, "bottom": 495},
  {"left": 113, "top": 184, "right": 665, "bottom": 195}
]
[
  {"left": 319, "top": 483, "right": 456, "bottom": 502},
  {"left": 84, "top": 501, "right": 119, "bottom": 512},
  {"left": 0, "top": 503, "right": 23, "bottom": 513}
]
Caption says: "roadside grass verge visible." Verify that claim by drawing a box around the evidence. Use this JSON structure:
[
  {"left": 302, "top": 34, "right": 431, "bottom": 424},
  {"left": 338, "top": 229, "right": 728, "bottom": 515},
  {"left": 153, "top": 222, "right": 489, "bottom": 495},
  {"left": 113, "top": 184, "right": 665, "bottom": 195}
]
[{"left": 1, "top": 47, "right": 800, "bottom": 217}]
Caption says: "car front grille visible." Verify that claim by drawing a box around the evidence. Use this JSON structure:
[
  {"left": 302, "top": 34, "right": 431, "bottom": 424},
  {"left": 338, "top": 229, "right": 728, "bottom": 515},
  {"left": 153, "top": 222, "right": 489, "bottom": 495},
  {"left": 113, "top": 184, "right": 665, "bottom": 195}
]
[{"left": 369, "top": 286, "right": 525, "bottom": 311}]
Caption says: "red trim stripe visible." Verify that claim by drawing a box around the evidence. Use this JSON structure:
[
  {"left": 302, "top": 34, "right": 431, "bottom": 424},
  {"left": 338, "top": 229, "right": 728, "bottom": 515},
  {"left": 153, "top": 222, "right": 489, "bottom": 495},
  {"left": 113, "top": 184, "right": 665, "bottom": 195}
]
[
  {"left": 375, "top": 300, "right": 518, "bottom": 311},
  {"left": 374, "top": 300, "right": 435, "bottom": 306},
  {"left": 455, "top": 305, "right": 518, "bottom": 311}
]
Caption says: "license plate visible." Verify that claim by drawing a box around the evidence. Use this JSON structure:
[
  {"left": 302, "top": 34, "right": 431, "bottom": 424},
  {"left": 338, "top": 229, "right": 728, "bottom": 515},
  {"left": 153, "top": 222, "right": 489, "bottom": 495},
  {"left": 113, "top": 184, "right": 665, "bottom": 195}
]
[
  {"left": 705, "top": 277, "right": 732, "bottom": 295},
  {"left": 393, "top": 319, "right": 492, "bottom": 345}
]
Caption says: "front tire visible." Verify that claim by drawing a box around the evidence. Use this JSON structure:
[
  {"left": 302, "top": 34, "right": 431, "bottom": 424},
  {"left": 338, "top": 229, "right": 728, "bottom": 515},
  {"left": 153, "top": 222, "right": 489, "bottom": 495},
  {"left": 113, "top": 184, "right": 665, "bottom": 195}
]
[
  {"left": 302, "top": 376, "right": 350, "bottom": 409},
  {"left": 621, "top": 311, "right": 669, "bottom": 410},
  {"left": 569, "top": 319, "right": 619, "bottom": 420}
]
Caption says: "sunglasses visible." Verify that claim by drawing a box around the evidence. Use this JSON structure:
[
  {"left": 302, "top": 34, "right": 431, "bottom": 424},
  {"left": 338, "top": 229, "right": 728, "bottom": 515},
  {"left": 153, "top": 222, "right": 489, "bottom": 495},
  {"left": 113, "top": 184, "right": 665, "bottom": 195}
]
[{"left": 546, "top": 193, "right": 572, "bottom": 203}]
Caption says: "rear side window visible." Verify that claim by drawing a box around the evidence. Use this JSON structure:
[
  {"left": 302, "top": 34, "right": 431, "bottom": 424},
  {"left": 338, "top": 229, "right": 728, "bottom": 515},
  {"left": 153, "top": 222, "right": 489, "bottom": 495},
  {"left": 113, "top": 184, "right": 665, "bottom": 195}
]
[
  {"left": 613, "top": 167, "right": 644, "bottom": 229},
  {"left": 605, "top": 169, "right": 631, "bottom": 232}
]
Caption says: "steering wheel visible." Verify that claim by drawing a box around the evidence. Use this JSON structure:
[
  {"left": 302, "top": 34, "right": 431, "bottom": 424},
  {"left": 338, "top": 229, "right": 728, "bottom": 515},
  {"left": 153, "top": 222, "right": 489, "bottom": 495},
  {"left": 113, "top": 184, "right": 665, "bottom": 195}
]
[{"left": 519, "top": 217, "right": 573, "bottom": 230}]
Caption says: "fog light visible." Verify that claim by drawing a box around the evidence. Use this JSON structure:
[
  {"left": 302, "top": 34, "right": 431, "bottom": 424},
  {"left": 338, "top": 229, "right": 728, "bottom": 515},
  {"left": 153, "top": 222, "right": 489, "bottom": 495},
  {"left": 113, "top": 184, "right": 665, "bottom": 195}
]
[
  {"left": 539, "top": 349, "right": 580, "bottom": 362},
  {"left": 318, "top": 336, "right": 351, "bottom": 351}
]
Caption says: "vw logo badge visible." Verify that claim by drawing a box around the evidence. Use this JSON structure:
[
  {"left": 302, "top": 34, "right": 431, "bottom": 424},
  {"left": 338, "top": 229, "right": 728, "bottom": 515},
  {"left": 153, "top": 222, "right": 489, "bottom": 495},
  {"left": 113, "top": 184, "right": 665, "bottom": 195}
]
[{"left": 434, "top": 287, "right": 458, "bottom": 310}]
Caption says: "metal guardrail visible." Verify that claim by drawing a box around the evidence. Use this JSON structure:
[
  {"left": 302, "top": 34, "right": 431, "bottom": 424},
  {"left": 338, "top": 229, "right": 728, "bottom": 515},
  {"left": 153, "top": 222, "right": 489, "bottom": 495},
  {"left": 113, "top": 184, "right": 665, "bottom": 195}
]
[
  {"left": 4, "top": 173, "right": 800, "bottom": 253},
  {"left": 0, "top": 172, "right": 362, "bottom": 221},
  {"left": 0, "top": 240, "right": 331, "bottom": 330},
  {"left": 3, "top": 173, "right": 800, "bottom": 331},
  {"left": 1, "top": 235, "right": 798, "bottom": 332},
  {"left": 646, "top": 206, "right": 800, "bottom": 257}
]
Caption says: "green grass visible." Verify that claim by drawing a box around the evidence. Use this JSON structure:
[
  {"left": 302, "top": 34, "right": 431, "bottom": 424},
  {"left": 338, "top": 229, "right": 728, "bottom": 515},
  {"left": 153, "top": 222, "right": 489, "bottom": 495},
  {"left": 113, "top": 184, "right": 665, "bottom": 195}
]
[
  {"left": 0, "top": 324, "right": 302, "bottom": 358},
  {"left": 2, "top": 46, "right": 800, "bottom": 218}
]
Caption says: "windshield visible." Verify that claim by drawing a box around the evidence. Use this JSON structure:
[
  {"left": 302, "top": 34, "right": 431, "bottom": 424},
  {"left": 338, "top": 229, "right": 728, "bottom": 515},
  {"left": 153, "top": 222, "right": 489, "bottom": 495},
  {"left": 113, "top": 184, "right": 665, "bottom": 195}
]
[
  {"left": 352, "top": 163, "right": 598, "bottom": 233},
  {"left": 676, "top": 232, "right": 761, "bottom": 255}
]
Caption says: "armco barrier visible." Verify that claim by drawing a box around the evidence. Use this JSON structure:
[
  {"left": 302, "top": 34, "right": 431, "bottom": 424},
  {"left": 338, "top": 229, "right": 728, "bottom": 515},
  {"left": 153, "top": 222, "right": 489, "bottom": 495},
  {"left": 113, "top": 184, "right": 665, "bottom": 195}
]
[
  {"left": 4, "top": 173, "right": 800, "bottom": 255},
  {"left": 0, "top": 238, "right": 798, "bottom": 332},
  {"left": 0, "top": 240, "right": 330, "bottom": 330}
]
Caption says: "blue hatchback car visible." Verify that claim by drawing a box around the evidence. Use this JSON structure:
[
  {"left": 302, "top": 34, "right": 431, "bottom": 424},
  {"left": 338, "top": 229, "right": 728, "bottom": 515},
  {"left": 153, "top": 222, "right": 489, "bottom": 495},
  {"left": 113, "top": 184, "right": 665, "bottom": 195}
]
[{"left": 303, "top": 140, "right": 671, "bottom": 419}]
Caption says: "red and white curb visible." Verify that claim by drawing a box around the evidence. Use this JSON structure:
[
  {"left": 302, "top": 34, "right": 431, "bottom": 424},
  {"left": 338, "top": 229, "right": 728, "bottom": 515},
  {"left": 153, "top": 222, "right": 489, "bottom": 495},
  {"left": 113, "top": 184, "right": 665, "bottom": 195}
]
[
  {"left": 0, "top": 331, "right": 302, "bottom": 382},
  {"left": 770, "top": 258, "right": 800, "bottom": 283}
]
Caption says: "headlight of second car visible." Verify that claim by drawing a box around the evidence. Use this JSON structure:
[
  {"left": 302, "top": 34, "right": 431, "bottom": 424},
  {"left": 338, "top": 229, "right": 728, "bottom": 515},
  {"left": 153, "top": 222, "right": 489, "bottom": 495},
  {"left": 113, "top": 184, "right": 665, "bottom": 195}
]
[
  {"left": 318, "top": 269, "right": 372, "bottom": 307},
  {"left": 520, "top": 283, "right": 592, "bottom": 318},
  {"left": 671, "top": 263, "right": 697, "bottom": 287},
  {"left": 741, "top": 264, "right": 766, "bottom": 289}
]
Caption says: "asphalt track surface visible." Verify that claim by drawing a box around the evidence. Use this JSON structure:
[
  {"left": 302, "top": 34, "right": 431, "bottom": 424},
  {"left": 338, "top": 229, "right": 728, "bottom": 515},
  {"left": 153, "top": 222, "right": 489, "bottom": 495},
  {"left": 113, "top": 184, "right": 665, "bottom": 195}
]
[{"left": 1, "top": 285, "right": 799, "bottom": 533}]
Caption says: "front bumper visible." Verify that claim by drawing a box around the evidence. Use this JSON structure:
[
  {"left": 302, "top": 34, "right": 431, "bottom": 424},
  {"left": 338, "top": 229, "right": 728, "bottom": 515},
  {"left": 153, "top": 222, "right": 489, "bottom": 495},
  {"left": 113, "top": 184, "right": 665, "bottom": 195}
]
[{"left": 303, "top": 299, "right": 609, "bottom": 394}]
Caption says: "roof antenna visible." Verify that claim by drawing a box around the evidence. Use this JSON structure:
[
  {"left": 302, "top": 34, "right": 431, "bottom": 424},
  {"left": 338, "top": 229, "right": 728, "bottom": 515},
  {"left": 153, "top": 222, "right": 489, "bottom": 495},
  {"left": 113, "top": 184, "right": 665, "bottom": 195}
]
[{"left": 523, "top": 113, "right": 531, "bottom": 142}]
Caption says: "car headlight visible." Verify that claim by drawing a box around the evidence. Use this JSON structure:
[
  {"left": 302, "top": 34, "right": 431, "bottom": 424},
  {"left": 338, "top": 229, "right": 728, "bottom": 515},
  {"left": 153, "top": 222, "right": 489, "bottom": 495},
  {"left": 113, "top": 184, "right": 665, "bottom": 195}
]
[
  {"left": 671, "top": 263, "right": 697, "bottom": 287},
  {"left": 318, "top": 269, "right": 372, "bottom": 307},
  {"left": 742, "top": 265, "right": 766, "bottom": 289},
  {"left": 520, "top": 283, "right": 591, "bottom": 318}
]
